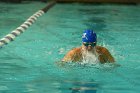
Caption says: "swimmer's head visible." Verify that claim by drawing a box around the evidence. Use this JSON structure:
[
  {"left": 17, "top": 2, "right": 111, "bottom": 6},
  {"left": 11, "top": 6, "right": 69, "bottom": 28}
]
[
  {"left": 82, "top": 29, "right": 97, "bottom": 50},
  {"left": 82, "top": 29, "right": 97, "bottom": 43}
]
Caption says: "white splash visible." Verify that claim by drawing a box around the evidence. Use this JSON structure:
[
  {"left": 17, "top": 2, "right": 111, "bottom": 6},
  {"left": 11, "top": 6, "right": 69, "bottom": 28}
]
[{"left": 82, "top": 51, "right": 99, "bottom": 65}]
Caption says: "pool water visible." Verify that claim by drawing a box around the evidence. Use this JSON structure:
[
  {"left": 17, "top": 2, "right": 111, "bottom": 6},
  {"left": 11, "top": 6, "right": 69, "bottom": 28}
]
[{"left": 0, "top": 1, "right": 140, "bottom": 93}]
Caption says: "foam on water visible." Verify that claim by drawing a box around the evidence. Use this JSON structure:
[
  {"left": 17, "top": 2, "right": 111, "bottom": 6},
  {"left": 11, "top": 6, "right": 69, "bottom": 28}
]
[{"left": 82, "top": 51, "right": 99, "bottom": 65}]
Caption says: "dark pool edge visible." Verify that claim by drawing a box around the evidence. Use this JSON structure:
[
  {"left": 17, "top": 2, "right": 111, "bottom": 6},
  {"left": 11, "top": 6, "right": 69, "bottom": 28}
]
[
  {"left": 56, "top": 0, "right": 140, "bottom": 5},
  {"left": 0, "top": 0, "right": 140, "bottom": 4}
]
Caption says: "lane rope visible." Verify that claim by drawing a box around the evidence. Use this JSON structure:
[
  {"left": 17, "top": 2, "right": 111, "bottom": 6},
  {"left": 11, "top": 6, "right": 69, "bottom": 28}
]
[{"left": 0, "top": 1, "right": 56, "bottom": 48}]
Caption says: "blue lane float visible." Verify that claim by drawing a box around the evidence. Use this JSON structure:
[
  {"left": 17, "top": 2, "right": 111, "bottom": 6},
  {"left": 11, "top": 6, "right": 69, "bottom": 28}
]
[{"left": 0, "top": 1, "right": 56, "bottom": 48}]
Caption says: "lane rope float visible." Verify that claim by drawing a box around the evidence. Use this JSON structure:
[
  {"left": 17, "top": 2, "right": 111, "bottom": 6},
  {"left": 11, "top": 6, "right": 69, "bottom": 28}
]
[{"left": 0, "top": 1, "right": 56, "bottom": 48}]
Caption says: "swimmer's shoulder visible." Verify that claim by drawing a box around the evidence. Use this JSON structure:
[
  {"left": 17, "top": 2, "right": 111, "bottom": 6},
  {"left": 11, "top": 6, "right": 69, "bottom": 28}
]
[
  {"left": 62, "top": 47, "right": 82, "bottom": 62},
  {"left": 96, "top": 46, "right": 107, "bottom": 53},
  {"left": 96, "top": 46, "right": 115, "bottom": 63},
  {"left": 67, "top": 47, "right": 82, "bottom": 55},
  {"left": 71, "top": 47, "right": 82, "bottom": 52}
]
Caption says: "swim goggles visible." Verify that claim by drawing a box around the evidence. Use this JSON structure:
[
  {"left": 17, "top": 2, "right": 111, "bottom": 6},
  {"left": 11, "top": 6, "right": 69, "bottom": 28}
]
[{"left": 83, "top": 42, "right": 96, "bottom": 47}]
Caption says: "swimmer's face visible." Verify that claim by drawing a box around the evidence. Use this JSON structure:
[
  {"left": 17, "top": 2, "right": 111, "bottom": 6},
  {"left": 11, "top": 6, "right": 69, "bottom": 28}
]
[{"left": 82, "top": 42, "right": 96, "bottom": 51}]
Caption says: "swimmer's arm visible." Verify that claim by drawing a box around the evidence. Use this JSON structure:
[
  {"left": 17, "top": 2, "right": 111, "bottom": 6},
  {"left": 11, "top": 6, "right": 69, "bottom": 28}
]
[
  {"left": 62, "top": 49, "right": 76, "bottom": 62},
  {"left": 62, "top": 48, "right": 81, "bottom": 62},
  {"left": 103, "top": 48, "right": 115, "bottom": 63}
]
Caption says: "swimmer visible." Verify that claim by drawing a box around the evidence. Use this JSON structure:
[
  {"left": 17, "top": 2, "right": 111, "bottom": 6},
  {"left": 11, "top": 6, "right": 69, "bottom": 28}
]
[{"left": 62, "top": 29, "right": 115, "bottom": 64}]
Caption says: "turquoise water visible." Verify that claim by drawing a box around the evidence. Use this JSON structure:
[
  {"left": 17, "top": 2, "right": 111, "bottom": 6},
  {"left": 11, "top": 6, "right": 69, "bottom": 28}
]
[{"left": 0, "top": 2, "right": 140, "bottom": 93}]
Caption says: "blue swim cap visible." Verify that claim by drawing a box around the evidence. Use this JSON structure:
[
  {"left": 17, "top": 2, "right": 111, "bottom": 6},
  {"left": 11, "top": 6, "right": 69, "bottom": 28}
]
[{"left": 82, "top": 29, "right": 97, "bottom": 43}]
